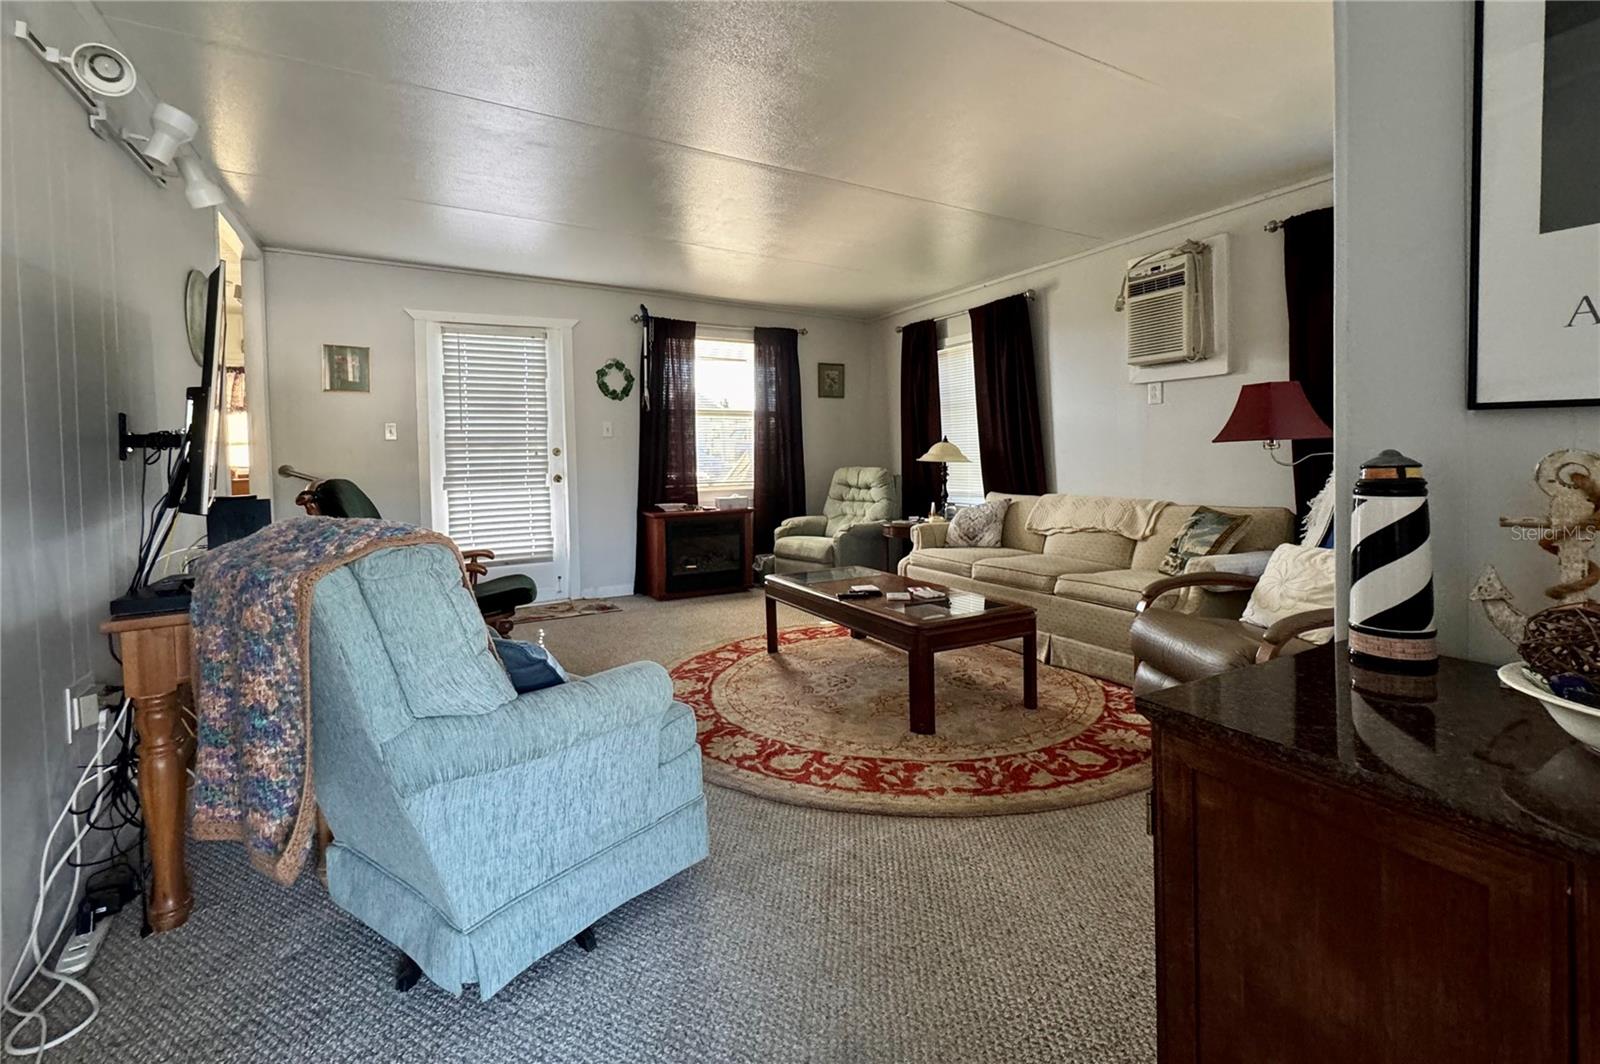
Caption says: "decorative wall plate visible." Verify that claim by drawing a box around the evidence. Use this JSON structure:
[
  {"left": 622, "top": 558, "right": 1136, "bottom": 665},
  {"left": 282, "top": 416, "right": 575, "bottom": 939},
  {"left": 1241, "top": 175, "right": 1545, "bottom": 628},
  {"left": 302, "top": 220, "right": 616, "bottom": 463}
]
[{"left": 184, "top": 269, "right": 209, "bottom": 366}]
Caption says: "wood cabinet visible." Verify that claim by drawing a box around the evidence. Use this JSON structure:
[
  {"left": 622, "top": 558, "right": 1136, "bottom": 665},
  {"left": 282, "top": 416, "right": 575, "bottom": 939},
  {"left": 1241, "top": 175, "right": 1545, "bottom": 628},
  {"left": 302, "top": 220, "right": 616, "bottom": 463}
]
[{"left": 1140, "top": 647, "right": 1600, "bottom": 1064}]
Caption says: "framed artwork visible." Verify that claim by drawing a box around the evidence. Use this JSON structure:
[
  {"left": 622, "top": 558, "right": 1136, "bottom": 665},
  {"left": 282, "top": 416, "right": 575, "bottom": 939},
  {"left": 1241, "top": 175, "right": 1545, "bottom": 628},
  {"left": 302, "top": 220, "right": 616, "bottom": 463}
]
[
  {"left": 322, "top": 344, "right": 371, "bottom": 393},
  {"left": 817, "top": 362, "right": 845, "bottom": 398},
  {"left": 1469, "top": 1, "right": 1600, "bottom": 408}
]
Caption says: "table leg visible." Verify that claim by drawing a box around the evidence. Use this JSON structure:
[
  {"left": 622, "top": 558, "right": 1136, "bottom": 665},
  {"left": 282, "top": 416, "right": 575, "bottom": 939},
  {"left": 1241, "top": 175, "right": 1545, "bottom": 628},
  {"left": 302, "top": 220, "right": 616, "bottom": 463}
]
[
  {"left": 910, "top": 644, "right": 936, "bottom": 735},
  {"left": 1022, "top": 630, "right": 1038, "bottom": 710},
  {"left": 850, "top": 629, "right": 867, "bottom": 640},
  {"left": 766, "top": 595, "right": 779, "bottom": 653},
  {"left": 133, "top": 688, "right": 193, "bottom": 933}
]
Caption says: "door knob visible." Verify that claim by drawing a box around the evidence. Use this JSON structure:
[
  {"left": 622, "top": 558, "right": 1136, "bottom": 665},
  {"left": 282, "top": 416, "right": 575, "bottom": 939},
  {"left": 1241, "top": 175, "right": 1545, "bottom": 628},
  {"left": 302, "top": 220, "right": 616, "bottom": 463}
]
[{"left": 553, "top": 473, "right": 564, "bottom": 483}]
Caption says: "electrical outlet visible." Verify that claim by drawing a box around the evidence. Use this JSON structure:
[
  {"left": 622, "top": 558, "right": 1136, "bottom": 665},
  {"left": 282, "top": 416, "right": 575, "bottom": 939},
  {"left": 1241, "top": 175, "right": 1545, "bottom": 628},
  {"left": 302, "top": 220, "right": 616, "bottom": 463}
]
[
  {"left": 64, "top": 677, "right": 98, "bottom": 741},
  {"left": 1146, "top": 382, "right": 1164, "bottom": 405},
  {"left": 602, "top": 421, "right": 614, "bottom": 438},
  {"left": 383, "top": 422, "right": 398, "bottom": 441}
]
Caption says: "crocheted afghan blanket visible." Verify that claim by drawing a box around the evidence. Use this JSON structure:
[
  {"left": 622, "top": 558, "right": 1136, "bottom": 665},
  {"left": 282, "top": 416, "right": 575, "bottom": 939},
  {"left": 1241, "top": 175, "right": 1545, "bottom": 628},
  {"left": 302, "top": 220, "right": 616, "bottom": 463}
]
[{"left": 189, "top": 517, "right": 460, "bottom": 885}]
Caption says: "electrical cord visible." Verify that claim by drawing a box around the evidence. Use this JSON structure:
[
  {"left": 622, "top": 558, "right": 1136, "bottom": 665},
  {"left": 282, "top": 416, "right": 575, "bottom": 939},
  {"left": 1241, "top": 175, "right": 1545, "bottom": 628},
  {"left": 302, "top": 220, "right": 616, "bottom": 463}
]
[{"left": 2, "top": 700, "right": 133, "bottom": 1057}]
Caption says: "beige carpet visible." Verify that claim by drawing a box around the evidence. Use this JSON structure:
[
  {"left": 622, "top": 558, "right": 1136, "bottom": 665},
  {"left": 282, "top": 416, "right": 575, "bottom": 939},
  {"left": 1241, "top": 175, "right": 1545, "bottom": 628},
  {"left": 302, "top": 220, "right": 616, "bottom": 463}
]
[
  {"left": 40, "top": 591, "right": 1157, "bottom": 1063},
  {"left": 672, "top": 621, "right": 1151, "bottom": 816}
]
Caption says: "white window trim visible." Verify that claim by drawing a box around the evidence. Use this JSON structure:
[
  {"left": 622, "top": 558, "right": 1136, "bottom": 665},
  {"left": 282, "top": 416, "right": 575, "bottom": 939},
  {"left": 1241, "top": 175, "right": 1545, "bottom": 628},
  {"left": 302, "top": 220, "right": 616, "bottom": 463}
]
[{"left": 405, "top": 308, "right": 580, "bottom": 594}]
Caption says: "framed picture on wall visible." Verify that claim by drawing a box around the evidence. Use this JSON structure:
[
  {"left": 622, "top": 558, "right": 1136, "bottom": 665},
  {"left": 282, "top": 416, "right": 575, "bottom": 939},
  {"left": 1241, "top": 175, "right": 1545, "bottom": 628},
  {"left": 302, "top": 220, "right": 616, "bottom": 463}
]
[
  {"left": 817, "top": 362, "right": 845, "bottom": 398},
  {"left": 1469, "top": 1, "right": 1600, "bottom": 408},
  {"left": 322, "top": 344, "right": 371, "bottom": 393}
]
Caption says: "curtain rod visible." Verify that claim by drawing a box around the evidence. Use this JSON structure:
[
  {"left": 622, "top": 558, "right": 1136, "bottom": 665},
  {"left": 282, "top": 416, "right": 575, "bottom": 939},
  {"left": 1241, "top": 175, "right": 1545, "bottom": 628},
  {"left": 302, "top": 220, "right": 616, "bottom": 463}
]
[
  {"left": 1264, "top": 219, "right": 1286, "bottom": 233},
  {"left": 628, "top": 313, "right": 807, "bottom": 335},
  {"left": 894, "top": 289, "right": 1035, "bottom": 333}
]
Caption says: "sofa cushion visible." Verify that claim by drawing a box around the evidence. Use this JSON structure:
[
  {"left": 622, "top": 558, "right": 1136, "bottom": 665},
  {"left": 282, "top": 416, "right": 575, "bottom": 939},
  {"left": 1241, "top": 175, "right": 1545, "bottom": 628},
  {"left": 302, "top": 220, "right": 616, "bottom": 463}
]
[
  {"left": 972, "top": 554, "right": 1115, "bottom": 594},
  {"left": 773, "top": 535, "right": 836, "bottom": 564},
  {"left": 1052, "top": 569, "right": 1169, "bottom": 611},
  {"left": 907, "top": 547, "right": 1030, "bottom": 579},
  {"left": 989, "top": 493, "right": 1047, "bottom": 553},
  {"left": 1042, "top": 530, "right": 1136, "bottom": 569}
]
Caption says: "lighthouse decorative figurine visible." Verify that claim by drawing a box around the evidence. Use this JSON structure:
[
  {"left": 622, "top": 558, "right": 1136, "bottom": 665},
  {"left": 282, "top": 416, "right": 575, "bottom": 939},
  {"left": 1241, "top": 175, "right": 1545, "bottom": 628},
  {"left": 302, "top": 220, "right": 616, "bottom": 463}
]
[{"left": 1349, "top": 449, "right": 1439, "bottom": 673}]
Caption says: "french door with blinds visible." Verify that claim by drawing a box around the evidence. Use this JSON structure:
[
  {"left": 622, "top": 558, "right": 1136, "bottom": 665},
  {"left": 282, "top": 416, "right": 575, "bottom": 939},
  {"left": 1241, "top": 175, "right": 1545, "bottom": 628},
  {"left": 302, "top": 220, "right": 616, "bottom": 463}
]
[{"left": 418, "top": 315, "right": 575, "bottom": 601}]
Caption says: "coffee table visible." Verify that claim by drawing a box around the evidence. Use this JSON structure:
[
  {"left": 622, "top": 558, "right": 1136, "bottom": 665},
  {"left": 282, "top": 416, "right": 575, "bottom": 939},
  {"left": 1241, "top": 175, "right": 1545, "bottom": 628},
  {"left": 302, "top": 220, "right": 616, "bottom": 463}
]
[{"left": 763, "top": 566, "right": 1037, "bottom": 735}]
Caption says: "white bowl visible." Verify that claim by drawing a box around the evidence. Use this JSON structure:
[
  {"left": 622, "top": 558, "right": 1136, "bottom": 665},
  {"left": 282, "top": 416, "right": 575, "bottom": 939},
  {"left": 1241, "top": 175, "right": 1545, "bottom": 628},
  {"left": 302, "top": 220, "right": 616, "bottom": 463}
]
[{"left": 1498, "top": 662, "right": 1600, "bottom": 754}]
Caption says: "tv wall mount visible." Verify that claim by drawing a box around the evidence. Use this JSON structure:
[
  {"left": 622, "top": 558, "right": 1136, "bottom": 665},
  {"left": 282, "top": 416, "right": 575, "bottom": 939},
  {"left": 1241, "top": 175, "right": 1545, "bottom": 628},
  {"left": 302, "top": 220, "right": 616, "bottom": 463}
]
[{"left": 117, "top": 411, "right": 183, "bottom": 460}]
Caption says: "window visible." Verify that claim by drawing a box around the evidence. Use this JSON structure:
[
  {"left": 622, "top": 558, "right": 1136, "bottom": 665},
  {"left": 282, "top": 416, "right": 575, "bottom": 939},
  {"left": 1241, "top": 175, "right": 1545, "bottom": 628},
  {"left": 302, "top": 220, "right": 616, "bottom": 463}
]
[
  {"left": 694, "top": 326, "right": 755, "bottom": 506},
  {"left": 937, "top": 334, "right": 985, "bottom": 506},
  {"left": 438, "top": 323, "right": 554, "bottom": 563}
]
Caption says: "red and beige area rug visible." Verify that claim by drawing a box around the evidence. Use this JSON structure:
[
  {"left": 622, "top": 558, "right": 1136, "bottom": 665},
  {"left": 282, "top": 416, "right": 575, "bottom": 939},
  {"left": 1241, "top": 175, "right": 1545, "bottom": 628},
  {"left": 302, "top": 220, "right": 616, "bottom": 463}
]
[{"left": 670, "top": 624, "right": 1151, "bottom": 816}]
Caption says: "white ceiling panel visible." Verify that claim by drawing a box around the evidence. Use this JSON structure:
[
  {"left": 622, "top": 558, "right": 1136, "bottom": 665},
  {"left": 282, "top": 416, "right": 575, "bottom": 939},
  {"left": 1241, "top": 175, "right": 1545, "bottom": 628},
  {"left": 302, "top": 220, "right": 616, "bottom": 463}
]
[{"left": 97, "top": 1, "right": 1332, "bottom": 316}]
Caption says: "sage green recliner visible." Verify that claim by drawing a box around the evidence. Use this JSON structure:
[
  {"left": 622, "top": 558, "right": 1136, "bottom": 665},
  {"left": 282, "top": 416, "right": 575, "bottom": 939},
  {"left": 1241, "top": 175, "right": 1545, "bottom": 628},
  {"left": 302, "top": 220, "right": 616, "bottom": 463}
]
[{"left": 772, "top": 467, "right": 900, "bottom": 573}]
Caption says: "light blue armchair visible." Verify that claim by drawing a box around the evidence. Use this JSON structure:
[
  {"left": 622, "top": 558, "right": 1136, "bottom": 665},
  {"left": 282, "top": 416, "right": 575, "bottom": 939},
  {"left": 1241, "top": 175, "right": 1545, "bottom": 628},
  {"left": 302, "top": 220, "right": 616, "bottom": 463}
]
[{"left": 308, "top": 543, "right": 708, "bottom": 999}]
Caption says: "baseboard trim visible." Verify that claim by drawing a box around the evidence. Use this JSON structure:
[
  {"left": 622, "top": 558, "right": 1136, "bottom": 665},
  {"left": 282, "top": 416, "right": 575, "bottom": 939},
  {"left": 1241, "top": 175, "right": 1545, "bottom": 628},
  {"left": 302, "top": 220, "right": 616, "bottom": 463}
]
[{"left": 578, "top": 584, "right": 634, "bottom": 600}]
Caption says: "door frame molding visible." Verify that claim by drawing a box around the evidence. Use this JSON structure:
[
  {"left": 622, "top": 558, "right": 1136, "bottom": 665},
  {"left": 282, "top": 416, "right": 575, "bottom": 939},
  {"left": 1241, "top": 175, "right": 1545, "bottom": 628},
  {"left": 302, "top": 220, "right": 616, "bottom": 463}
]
[{"left": 405, "top": 308, "right": 580, "bottom": 601}]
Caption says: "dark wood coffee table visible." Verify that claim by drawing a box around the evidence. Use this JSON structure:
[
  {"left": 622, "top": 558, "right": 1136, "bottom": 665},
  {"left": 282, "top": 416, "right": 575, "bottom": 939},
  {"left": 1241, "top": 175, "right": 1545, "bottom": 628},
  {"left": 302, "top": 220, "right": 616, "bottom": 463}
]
[{"left": 763, "top": 566, "right": 1037, "bottom": 735}]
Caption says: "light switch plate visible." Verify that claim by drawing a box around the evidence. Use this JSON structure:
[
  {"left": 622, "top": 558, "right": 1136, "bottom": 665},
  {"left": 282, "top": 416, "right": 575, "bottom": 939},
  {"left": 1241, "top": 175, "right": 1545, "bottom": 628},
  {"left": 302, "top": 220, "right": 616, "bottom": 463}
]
[
  {"left": 383, "top": 422, "right": 398, "bottom": 440},
  {"left": 1146, "top": 382, "right": 1164, "bottom": 405}
]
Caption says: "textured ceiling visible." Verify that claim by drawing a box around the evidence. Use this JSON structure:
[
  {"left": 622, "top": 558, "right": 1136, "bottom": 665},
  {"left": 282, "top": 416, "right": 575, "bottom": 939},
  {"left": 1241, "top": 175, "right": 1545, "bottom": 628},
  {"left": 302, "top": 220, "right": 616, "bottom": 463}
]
[{"left": 99, "top": 1, "right": 1333, "bottom": 317}]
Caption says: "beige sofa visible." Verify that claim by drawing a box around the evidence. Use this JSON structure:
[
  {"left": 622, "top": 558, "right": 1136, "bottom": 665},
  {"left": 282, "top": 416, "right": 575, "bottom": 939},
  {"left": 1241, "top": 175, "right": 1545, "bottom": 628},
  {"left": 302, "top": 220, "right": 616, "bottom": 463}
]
[{"left": 898, "top": 493, "right": 1294, "bottom": 685}]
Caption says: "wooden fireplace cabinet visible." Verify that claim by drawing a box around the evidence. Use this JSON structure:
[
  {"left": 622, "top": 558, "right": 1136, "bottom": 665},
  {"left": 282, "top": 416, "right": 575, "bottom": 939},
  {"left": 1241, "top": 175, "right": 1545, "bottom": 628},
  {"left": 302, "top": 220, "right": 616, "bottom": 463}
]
[{"left": 640, "top": 507, "right": 754, "bottom": 600}]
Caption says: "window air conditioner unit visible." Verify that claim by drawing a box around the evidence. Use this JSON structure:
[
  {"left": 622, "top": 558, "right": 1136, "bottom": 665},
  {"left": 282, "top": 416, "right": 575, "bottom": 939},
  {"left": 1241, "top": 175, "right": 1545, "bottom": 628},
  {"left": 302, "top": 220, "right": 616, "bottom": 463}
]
[{"left": 1124, "top": 245, "right": 1210, "bottom": 367}]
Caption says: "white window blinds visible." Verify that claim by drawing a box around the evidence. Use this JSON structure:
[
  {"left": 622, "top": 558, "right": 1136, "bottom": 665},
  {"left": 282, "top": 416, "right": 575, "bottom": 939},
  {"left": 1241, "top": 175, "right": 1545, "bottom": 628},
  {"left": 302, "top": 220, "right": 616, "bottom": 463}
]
[
  {"left": 439, "top": 323, "right": 553, "bottom": 564},
  {"left": 937, "top": 340, "right": 985, "bottom": 506}
]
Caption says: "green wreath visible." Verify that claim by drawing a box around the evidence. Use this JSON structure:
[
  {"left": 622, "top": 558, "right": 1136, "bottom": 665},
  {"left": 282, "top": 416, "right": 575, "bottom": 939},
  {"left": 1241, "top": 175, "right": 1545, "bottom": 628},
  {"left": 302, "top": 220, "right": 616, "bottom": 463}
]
[{"left": 595, "top": 358, "right": 635, "bottom": 401}]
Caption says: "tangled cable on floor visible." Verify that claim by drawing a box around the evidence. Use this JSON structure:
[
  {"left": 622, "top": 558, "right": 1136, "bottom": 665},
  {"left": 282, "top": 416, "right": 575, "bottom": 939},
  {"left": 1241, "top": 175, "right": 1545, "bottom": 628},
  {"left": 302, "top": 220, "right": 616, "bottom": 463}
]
[{"left": 2, "top": 700, "right": 142, "bottom": 1058}]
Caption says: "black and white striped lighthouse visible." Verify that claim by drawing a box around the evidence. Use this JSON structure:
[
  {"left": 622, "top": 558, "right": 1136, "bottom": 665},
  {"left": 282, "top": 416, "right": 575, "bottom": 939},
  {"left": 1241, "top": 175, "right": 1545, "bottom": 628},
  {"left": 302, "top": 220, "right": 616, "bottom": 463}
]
[{"left": 1349, "top": 449, "right": 1439, "bottom": 673}]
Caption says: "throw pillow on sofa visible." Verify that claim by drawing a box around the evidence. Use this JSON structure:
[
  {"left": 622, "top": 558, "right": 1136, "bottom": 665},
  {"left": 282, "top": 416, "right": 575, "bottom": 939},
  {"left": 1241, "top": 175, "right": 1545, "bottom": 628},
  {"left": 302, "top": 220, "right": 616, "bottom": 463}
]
[
  {"left": 947, "top": 497, "right": 1011, "bottom": 547},
  {"left": 1158, "top": 506, "right": 1248, "bottom": 575},
  {"left": 1240, "top": 544, "right": 1336, "bottom": 644}
]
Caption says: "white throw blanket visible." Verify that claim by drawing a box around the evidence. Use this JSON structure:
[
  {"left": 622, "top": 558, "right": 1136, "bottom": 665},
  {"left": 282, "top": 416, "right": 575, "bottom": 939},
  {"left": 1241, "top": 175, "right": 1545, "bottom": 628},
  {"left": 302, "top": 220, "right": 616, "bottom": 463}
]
[{"left": 1025, "top": 494, "right": 1169, "bottom": 540}]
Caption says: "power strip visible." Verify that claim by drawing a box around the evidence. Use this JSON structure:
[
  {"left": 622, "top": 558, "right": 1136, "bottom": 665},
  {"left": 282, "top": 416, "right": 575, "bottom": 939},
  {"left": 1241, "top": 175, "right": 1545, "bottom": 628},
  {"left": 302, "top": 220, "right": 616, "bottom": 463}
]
[{"left": 54, "top": 914, "right": 113, "bottom": 977}]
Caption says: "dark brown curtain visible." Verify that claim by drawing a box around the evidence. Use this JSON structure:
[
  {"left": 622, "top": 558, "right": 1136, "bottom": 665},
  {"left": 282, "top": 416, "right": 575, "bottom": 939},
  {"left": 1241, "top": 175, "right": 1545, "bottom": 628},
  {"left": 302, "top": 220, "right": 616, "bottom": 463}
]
[
  {"left": 899, "top": 320, "right": 941, "bottom": 519},
  {"left": 1283, "top": 207, "right": 1334, "bottom": 529},
  {"left": 969, "top": 294, "right": 1047, "bottom": 495},
  {"left": 635, "top": 316, "right": 698, "bottom": 593},
  {"left": 752, "top": 327, "right": 806, "bottom": 553}
]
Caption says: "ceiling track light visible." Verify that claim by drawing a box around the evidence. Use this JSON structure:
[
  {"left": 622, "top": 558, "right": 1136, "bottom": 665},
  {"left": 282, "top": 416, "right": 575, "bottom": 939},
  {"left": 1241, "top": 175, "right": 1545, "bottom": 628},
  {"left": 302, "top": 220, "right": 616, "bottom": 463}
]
[{"left": 11, "top": 20, "right": 210, "bottom": 194}]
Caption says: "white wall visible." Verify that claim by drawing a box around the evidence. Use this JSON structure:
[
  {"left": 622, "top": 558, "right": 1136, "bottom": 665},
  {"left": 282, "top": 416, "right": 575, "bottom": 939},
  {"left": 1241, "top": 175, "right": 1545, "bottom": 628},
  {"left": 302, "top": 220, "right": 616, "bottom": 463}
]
[
  {"left": 1333, "top": 1, "right": 1599, "bottom": 663},
  {"left": 263, "top": 253, "right": 889, "bottom": 595},
  {"left": 0, "top": 1, "right": 223, "bottom": 981},
  {"left": 878, "top": 179, "right": 1334, "bottom": 509}
]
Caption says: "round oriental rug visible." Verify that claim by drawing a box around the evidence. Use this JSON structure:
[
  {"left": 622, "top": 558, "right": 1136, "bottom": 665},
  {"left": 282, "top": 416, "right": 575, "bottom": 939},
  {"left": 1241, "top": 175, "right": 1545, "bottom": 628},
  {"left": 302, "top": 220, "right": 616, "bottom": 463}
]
[{"left": 670, "top": 624, "right": 1151, "bottom": 816}]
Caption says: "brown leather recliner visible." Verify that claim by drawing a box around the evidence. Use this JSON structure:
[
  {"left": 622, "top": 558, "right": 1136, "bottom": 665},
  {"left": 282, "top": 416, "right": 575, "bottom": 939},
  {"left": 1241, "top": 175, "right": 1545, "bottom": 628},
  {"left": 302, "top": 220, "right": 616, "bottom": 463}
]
[{"left": 1129, "top": 570, "right": 1335, "bottom": 697}]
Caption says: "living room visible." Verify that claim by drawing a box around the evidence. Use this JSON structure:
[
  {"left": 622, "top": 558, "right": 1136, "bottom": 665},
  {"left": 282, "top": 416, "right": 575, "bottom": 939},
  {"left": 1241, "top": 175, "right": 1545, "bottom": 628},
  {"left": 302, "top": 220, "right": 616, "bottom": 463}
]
[{"left": 4, "top": 2, "right": 1599, "bottom": 1062}]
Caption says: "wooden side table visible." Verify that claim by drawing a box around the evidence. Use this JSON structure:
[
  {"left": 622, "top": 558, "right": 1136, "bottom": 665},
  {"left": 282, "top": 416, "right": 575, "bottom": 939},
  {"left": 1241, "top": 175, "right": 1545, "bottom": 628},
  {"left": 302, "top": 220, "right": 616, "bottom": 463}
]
[
  {"left": 882, "top": 520, "right": 919, "bottom": 568},
  {"left": 101, "top": 609, "right": 195, "bottom": 934}
]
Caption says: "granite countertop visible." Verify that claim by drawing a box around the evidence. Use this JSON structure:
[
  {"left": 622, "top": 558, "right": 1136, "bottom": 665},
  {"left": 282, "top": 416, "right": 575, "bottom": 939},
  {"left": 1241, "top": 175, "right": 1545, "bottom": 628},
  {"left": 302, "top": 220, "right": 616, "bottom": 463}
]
[{"left": 1135, "top": 643, "right": 1600, "bottom": 859}]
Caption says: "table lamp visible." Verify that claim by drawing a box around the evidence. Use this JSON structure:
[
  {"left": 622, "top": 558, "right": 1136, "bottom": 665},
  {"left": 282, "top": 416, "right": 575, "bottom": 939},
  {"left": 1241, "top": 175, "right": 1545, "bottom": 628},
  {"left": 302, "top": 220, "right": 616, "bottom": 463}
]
[
  {"left": 917, "top": 437, "right": 971, "bottom": 518},
  {"left": 1212, "top": 381, "right": 1332, "bottom": 465}
]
